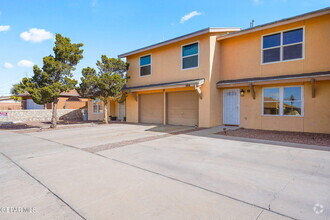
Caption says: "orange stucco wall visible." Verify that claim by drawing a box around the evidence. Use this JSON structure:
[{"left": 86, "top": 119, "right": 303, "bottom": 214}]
[
  {"left": 219, "top": 14, "right": 330, "bottom": 80},
  {"left": 236, "top": 80, "right": 330, "bottom": 133},
  {"left": 125, "top": 32, "right": 230, "bottom": 127},
  {"left": 124, "top": 13, "right": 330, "bottom": 133},
  {"left": 217, "top": 14, "right": 330, "bottom": 133},
  {"left": 45, "top": 97, "right": 88, "bottom": 109},
  {"left": 126, "top": 34, "right": 210, "bottom": 88}
]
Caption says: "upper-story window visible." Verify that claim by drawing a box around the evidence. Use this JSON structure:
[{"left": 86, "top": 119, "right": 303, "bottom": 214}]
[
  {"left": 262, "top": 28, "right": 303, "bottom": 64},
  {"left": 182, "top": 42, "right": 199, "bottom": 69},
  {"left": 140, "top": 55, "right": 151, "bottom": 76}
]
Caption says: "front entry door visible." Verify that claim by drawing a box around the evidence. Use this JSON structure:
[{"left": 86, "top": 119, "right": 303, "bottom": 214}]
[
  {"left": 223, "top": 89, "right": 240, "bottom": 125},
  {"left": 118, "top": 101, "right": 126, "bottom": 120}
]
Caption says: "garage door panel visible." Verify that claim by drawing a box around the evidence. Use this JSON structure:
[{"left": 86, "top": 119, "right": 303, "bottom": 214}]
[
  {"left": 167, "top": 91, "right": 198, "bottom": 126},
  {"left": 139, "top": 93, "right": 163, "bottom": 124}
]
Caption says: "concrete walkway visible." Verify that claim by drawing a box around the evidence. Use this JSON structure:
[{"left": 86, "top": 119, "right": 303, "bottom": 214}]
[{"left": 0, "top": 124, "right": 329, "bottom": 219}]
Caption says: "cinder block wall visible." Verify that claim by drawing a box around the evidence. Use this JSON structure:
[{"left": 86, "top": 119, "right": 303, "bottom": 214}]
[{"left": 0, "top": 109, "right": 86, "bottom": 122}]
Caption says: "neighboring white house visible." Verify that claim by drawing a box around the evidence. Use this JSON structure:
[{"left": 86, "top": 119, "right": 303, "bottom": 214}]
[{"left": 26, "top": 99, "right": 44, "bottom": 109}]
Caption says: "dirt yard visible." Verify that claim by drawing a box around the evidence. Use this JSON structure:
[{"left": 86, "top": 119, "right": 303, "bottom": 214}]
[{"left": 217, "top": 128, "right": 330, "bottom": 147}]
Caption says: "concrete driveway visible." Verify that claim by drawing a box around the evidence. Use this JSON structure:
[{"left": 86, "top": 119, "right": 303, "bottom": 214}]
[{"left": 0, "top": 124, "right": 329, "bottom": 219}]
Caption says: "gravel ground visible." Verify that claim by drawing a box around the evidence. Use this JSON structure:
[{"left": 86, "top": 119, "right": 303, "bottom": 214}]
[
  {"left": 0, "top": 120, "right": 101, "bottom": 131},
  {"left": 217, "top": 128, "right": 330, "bottom": 147}
]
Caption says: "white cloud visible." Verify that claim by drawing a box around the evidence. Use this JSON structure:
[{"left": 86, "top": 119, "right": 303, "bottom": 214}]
[
  {"left": 17, "top": 60, "right": 34, "bottom": 67},
  {"left": 180, "top": 11, "right": 202, "bottom": 24},
  {"left": 253, "top": 0, "right": 262, "bottom": 5},
  {"left": 20, "top": 28, "right": 53, "bottom": 42},
  {"left": 0, "top": 25, "right": 10, "bottom": 32},
  {"left": 4, "top": 62, "right": 14, "bottom": 69}
]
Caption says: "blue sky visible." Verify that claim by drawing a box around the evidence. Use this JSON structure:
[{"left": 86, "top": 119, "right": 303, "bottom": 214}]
[{"left": 0, "top": 0, "right": 329, "bottom": 96}]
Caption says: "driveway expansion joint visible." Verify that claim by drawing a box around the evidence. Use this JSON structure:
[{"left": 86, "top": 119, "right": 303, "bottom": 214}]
[
  {"left": 255, "top": 210, "right": 264, "bottom": 220},
  {"left": 100, "top": 155, "right": 296, "bottom": 220},
  {"left": 0, "top": 152, "right": 86, "bottom": 220},
  {"left": 13, "top": 128, "right": 301, "bottom": 220}
]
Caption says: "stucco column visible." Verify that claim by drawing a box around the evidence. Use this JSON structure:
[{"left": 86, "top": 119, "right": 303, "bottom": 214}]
[{"left": 163, "top": 90, "right": 166, "bottom": 125}]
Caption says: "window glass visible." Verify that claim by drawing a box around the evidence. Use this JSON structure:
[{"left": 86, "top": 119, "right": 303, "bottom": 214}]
[
  {"left": 263, "top": 33, "right": 281, "bottom": 49},
  {"left": 263, "top": 47, "right": 280, "bottom": 63},
  {"left": 140, "top": 55, "right": 151, "bottom": 76},
  {"left": 140, "top": 65, "right": 151, "bottom": 76},
  {"left": 182, "top": 43, "right": 198, "bottom": 57},
  {"left": 283, "top": 44, "right": 303, "bottom": 60},
  {"left": 283, "top": 87, "right": 301, "bottom": 101},
  {"left": 263, "top": 102, "right": 280, "bottom": 115},
  {"left": 140, "top": 55, "right": 151, "bottom": 66},
  {"left": 93, "top": 99, "right": 103, "bottom": 113},
  {"left": 283, "top": 87, "right": 302, "bottom": 115},
  {"left": 182, "top": 55, "right": 198, "bottom": 69},
  {"left": 264, "top": 88, "right": 279, "bottom": 101},
  {"left": 283, "top": 102, "right": 302, "bottom": 116},
  {"left": 263, "top": 87, "right": 303, "bottom": 116},
  {"left": 263, "top": 88, "right": 280, "bottom": 115},
  {"left": 283, "top": 28, "right": 303, "bottom": 45},
  {"left": 262, "top": 28, "right": 303, "bottom": 64}
]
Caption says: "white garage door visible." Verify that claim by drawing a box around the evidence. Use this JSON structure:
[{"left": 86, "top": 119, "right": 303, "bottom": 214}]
[
  {"left": 167, "top": 91, "right": 198, "bottom": 126},
  {"left": 139, "top": 93, "right": 164, "bottom": 124},
  {"left": 26, "top": 99, "right": 44, "bottom": 109}
]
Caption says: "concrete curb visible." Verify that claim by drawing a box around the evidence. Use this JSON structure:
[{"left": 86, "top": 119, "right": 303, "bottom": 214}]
[{"left": 210, "top": 134, "right": 330, "bottom": 152}]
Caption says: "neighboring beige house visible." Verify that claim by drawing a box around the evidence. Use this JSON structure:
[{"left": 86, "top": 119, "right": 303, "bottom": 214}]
[
  {"left": 117, "top": 8, "right": 329, "bottom": 133},
  {"left": 87, "top": 99, "right": 126, "bottom": 121},
  {"left": 0, "top": 96, "right": 21, "bottom": 110}
]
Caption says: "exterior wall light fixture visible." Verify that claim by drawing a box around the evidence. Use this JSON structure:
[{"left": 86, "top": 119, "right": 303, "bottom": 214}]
[{"left": 240, "top": 89, "right": 245, "bottom": 97}]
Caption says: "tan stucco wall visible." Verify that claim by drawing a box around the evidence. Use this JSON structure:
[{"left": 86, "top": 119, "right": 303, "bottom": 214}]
[
  {"left": 236, "top": 80, "right": 330, "bottom": 134},
  {"left": 126, "top": 34, "right": 210, "bottom": 88},
  {"left": 209, "top": 35, "right": 223, "bottom": 126},
  {"left": 216, "top": 14, "right": 330, "bottom": 133},
  {"left": 125, "top": 32, "right": 230, "bottom": 127},
  {"left": 87, "top": 99, "right": 112, "bottom": 121},
  {"left": 303, "top": 80, "right": 330, "bottom": 133},
  {"left": 219, "top": 14, "right": 330, "bottom": 80},
  {"left": 124, "top": 14, "right": 329, "bottom": 132}
]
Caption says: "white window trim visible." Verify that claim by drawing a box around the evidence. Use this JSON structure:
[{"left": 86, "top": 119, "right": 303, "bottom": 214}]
[
  {"left": 139, "top": 54, "right": 152, "bottom": 77},
  {"left": 181, "top": 41, "right": 199, "bottom": 70},
  {"left": 92, "top": 99, "right": 103, "bottom": 114},
  {"left": 261, "top": 26, "right": 305, "bottom": 65},
  {"left": 262, "top": 85, "right": 304, "bottom": 117}
]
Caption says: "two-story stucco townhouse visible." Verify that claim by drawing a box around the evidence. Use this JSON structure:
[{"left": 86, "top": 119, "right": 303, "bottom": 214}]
[{"left": 118, "top": 7, "right": 330, "bottom": 134}]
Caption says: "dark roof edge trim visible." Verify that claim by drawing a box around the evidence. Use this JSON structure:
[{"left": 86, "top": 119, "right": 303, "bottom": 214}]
[
  {"left": 118, "top": 28, "right": 240, "bottom": 58},
  {"left": 123, "top": 78, "right": 205, "bottom": 91},
  {"left": 217, "top": 71, "right": 330, "bottom": 85},
  {"left": 217, "top": 7, "right": 330, "bottom": 40}
]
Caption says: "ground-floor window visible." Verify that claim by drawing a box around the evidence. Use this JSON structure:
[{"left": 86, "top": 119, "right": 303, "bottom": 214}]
[
  {"left": 263, "top": 86, "right": 303, "bottom": 116},
  {"left": 92, "top": 99, "right": 103, "bottom": 114}
]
